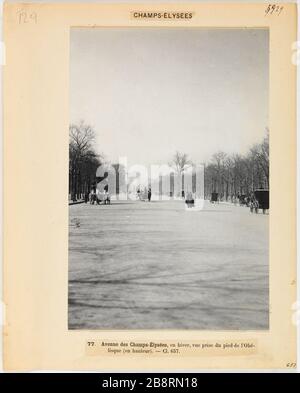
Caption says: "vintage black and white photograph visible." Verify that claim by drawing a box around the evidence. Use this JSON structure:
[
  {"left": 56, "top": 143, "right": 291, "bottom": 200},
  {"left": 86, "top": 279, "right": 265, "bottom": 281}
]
[{"left": 68, "top": 28, "right": 269, "bottom": 330}]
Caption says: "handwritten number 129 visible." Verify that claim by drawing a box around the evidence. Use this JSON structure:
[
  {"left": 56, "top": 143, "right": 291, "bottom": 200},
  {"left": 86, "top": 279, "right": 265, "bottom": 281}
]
[{"left": 17, "top": 9, "right": 38, "bottom": 24}]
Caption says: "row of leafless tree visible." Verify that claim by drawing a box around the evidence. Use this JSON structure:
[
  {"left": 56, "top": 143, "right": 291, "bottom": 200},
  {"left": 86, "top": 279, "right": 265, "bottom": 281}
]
[
  {"left": 69, "top": 121, "right": 269, "bottom": 201},
  {"left": 69, "top": 121, "right": 102, "bottom": 200},
  {"left": 203, "top": 131, "right": 269, "bottom": 200}
]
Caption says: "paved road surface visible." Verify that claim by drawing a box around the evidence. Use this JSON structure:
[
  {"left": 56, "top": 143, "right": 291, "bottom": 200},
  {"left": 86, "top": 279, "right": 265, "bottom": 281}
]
[{"left": 69, "top": 200, "right": 268, "bottom": 329}]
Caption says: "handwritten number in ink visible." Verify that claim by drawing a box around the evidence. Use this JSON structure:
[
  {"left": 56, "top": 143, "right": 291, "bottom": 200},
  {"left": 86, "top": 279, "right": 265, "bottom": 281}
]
[
  {"left": 286, "top": 362, "right": 296, "bottom": 368},
  {"left": 17, "top": 9, "right": 38, "bottom": 24},
  {"left": 265, "top": 4, "right": 284, "bottom": 16}
]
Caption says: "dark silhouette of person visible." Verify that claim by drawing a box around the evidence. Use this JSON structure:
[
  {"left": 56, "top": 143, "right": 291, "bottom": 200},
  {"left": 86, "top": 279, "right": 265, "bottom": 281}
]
[
  {"left": 148, "top": 187, "right": 152, "bottom": 202},
  {"left": 103, "top": 184, "right": 110, "bottom": 205}
]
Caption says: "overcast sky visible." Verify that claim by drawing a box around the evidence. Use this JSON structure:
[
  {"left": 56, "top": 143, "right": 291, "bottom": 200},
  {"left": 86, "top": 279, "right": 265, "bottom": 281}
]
[{"left": 70, "top": 28, "right": 268, "bottom": 166}]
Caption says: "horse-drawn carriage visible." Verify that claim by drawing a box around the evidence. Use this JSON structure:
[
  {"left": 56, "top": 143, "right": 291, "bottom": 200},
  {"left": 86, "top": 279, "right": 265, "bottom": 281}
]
[
  {"left": 239, "top": 194, "right": 248, "bottom": 206},
  {"left": 90, "top": 184, "right": 111, "bottom": 205},
  {"left": 253, "top": 189, "right": 269, "bottom": 214},
  {"left": 210, "top": 192, "right": 218, "bottom": 203},
  {"left": 185, "top": 191, "right": 195, "bottom": 208}
]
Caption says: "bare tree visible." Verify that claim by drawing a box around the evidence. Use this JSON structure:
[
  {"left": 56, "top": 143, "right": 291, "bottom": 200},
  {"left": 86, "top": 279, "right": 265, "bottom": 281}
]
[
  {"left": 69, "top": 121, "right": 102, "bottom": 200},
  {"left": 249, "top": 130, "right": 269, "bottom": 188},
  {"left": 69, "top": 121, "right": 96, "bottom": 154},
  {"left": 169, "top": 151, "right": 193, "bottom": 197},
  {"left": 170, "top": 151, "right": 192, "bottom": 174},
  {"left": 204, "top": 130, "right": 269, "bottom": 200}
]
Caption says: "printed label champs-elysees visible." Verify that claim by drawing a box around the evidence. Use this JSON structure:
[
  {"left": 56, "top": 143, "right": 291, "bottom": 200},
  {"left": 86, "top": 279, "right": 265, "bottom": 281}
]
[{"left": 131, "top": 11, "right": 194, "bottom": 20}]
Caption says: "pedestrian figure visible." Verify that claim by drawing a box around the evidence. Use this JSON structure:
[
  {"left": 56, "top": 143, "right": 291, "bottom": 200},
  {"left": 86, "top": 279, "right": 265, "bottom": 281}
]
[
  {"left": 103, "top": 184, "right": 110, "bottom": 205},
  {"left": 96, "top": 187, "right": 101, "bottom": 205},
  {"left": 148, "top": 187, "right": 152, "bottom": 202},
  {"left": 105, "top": 191, "right": 111, "bottom": 205},
  {"left": 90, "top": 189, "right": 96, "bottom": 205},
  {"left": 254, "top": 199, "right": 259, "bottom": 214},
  {"left": 185, "top": 191, "right": 194, "bottom": 208},
  {"left": 246, "top": 196, "right": 251, "bottom": 207},
  {"left": 250, "top": 199, "right": 254, "bottom": 213},
  {"left": 142, "top": 187, "right": 147, "bottom": 201}
]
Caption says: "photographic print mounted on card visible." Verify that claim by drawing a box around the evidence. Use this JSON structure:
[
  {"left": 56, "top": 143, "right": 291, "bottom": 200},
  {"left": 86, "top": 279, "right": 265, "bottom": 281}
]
[
  {"left": 68, "top": 27, "right": 269, "bottom": 331},
  {"left": 3, "top": 2, "right": 296, "bottom": 371}
]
